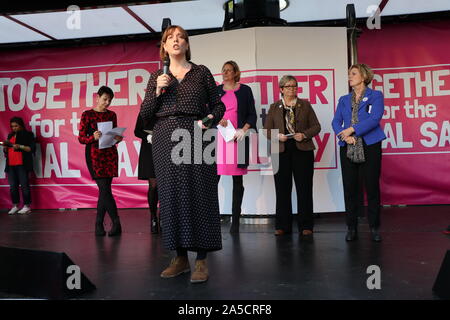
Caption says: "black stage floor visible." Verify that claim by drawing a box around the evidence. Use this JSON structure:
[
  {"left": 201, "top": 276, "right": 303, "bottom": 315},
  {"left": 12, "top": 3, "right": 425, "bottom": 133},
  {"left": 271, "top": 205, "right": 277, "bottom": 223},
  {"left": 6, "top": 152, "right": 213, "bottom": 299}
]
[{"left": 0, "top": 206, "right": 448, "bottom": 300}]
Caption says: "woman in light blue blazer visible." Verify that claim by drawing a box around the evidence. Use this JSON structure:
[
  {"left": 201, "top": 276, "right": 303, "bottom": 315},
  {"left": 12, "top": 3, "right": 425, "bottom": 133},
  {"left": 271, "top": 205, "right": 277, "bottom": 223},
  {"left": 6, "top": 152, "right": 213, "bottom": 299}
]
[{"left": 332, "top": 63, "right": 386, "bottom": 242}]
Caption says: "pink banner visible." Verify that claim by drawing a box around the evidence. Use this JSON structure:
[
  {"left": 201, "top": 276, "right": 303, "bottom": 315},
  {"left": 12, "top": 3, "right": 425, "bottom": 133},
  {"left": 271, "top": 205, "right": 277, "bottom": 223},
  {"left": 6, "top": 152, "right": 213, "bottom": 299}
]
[
  {"left": 359, "top": 20, "right": 450, "bottom": 205},
  {"left": 0, "top": 41, "right": 161, "bottom": 209},
  {"left": 1, "top": 21, "right": 449, "bottom": 209}
]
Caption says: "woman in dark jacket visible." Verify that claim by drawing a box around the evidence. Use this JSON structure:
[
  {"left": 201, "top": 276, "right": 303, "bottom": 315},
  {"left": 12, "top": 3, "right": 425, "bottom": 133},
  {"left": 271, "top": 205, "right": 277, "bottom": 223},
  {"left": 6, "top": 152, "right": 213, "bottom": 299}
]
[
  {"left": 264, "top": 75, "right": 321, "bottom": 236},
  {"left": 217, "top": 61, "right": 256, "bottom": 233},
  {"left": 3, "top": 117, "right": 36, "bottom": 215},
  {"left": 217, "top": 60, "right": 257, "bottom": 233},
  {"left": 134, "top": 113, "right": 160, "bottom": 234}
]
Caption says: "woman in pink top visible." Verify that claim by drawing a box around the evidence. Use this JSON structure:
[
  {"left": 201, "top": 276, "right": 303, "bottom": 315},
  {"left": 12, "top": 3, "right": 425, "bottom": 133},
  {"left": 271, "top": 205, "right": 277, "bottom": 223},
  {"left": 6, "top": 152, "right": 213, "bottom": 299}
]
[{"left": 217, "top": 61, "right": 257, "bottom": 233}]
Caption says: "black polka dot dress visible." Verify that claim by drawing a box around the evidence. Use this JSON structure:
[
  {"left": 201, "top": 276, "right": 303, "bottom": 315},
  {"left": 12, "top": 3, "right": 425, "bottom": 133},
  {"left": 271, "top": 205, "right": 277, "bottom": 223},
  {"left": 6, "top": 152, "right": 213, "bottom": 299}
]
[{"left": 140, "top": 63, "right": 225, "bottom": 252}]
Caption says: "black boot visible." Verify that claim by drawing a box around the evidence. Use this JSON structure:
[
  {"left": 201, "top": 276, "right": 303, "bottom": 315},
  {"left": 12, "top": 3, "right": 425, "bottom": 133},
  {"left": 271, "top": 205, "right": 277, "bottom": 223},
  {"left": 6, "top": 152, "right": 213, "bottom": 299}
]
[
  {"left": 151, "top": 211, "right": 159, "bottom": 234},
  {"left": 148, "top": 181, "right": 159, "bottom": 234},
  {"left": 230, "top": 180, "right": 244, "bottom": 233},
  {"left": 95, "top": 222, "right": 106, "bottom": 236},
  {"left": 108, "top": 217, "right": 122, "bottom": 237},
  {"left": 370, "top": 228, "right": 382, "bottom": 242},
  {"left": 95, "top": 211, "right": 106, "bottom": 236},
  {"left": 345, "top": 228, "right": 358, "bottom": 241},
  {"left": 230, "top": 214, "right": 240, "bottom": 233}
]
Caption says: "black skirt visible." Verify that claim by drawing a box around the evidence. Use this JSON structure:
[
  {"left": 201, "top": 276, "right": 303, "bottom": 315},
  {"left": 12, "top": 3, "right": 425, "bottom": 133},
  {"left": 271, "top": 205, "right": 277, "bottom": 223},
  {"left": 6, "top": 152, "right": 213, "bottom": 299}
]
[
  {"left": 137, "top": 140, "right": 156, "bottom": 179},
  {"left": 134, "top": 113, "right": 156, "bottom": 179}
]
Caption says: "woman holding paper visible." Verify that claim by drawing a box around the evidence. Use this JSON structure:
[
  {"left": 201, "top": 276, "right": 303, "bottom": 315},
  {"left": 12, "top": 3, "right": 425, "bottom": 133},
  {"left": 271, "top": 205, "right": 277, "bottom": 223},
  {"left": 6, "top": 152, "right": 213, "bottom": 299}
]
[
  {"left": 3, "top": 117, "right": 36, "bottom": 215},
  {"left": 140, "top": 25, "right": 225, "bottom": 283},
  {"left": 264, "top": 75, "right": 321, "bottom": 236},
  {"left": 332, "top": 63, "right": 385, "bottom": 242},
  {"left": 216, "top": 60, "right": 257, "bottom": 233},
  {"left": 78, "top": 86, "right": 124, "bottom": 237}
]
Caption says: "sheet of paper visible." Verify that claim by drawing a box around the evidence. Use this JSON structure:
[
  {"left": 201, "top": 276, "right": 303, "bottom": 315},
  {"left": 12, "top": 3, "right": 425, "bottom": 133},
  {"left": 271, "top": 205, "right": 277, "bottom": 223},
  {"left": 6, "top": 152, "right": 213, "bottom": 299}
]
[
  {"left": 217, "top": 121, "right": 236, "bottom": 142},
  {"left": 285, "top": 133, "right": 294, "bottom": 139},
  {"left": 98, "top": 121, "right": 126, "bottom": 149},
  {"left": 97, "top": 121, "right": 113, "bottom": 135}
]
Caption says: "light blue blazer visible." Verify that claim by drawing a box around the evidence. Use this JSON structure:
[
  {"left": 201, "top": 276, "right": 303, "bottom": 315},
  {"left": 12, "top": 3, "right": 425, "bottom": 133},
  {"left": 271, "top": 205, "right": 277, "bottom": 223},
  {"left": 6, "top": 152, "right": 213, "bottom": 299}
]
[{"left": 332, "top": 87, "right": 386, "bottom": 147}]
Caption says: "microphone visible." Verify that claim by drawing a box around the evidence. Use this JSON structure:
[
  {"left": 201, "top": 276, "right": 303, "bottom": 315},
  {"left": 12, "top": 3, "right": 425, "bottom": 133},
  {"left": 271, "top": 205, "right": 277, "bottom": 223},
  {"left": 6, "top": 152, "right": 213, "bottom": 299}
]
[
  {"left": 201, "top": 116, "right": 213, "bottom": 129},
  {"left": 161, "top": 57, "right": 170, "bottom": 94}
]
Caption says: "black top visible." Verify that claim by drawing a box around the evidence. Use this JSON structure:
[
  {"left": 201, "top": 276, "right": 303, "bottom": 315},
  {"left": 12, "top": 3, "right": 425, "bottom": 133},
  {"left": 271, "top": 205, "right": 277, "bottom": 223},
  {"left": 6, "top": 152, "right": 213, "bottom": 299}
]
[
  {"left": 4, "top": 130, "right": 36, "bottom": 172},
  {"left": 134, "top": 113, "right": 156, "bottom": 140},
  {"left": 133, "top": 113, "right": 156, "bottom": 179}
]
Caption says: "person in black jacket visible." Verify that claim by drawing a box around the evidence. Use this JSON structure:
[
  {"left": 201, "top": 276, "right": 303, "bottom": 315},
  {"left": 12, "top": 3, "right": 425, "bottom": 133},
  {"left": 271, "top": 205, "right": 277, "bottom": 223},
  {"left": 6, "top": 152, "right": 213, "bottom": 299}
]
[
  {"left": 216, "top": 60, "right": 257, "bottom": 233},
  {"left": 134, "top": 113, "right": 160, "bottom": 234},
  {"left": 2, "top": 117, "right": 36, "bottom": 215}
]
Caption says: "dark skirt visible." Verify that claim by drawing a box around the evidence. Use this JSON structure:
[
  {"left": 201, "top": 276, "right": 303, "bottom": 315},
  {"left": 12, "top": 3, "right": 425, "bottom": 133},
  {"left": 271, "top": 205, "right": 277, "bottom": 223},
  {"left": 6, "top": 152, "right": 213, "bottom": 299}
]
[
  {"left": 137, "top": 140, "right": 156, "bottom": 180},
  {"left": 152, "top": 116, "right": 222, "bottom": 252}
]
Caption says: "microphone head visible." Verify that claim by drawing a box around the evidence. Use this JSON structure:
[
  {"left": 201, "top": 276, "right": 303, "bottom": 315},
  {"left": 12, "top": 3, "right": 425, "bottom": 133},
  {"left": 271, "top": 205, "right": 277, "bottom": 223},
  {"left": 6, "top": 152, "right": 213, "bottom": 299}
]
[{"left": 162, "top": 57, "right": 170, "bottom": 75}]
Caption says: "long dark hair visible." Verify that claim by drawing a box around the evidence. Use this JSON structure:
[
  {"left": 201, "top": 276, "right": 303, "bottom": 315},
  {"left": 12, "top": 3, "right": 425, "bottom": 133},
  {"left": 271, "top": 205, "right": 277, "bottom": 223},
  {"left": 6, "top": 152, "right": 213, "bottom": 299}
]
[{"left": 10, "top": 117, "right": 27, "bottom": 131}]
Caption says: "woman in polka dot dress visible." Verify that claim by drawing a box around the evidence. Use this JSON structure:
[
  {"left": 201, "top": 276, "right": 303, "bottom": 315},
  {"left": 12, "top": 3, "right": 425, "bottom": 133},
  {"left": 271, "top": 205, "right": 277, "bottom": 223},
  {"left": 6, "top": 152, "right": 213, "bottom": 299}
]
[{"left": 140, "top": 25, "right": 225, "bottom": 283}]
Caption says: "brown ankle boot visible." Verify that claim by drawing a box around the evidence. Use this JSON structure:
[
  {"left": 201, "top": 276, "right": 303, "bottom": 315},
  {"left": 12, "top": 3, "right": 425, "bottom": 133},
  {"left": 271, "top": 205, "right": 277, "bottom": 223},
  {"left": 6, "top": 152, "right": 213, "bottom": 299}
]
[
  {"left": 190, "top": 259, "right": 209, "bottom": 283},
  {"left": 160, "top": 256, "right": 190, "bottom": 278}
]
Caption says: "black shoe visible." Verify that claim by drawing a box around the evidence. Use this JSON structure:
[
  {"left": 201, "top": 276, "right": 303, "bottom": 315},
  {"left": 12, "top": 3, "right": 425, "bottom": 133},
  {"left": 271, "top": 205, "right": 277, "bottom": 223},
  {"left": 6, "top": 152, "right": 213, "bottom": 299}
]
[
  {"left": 371, "top": 228, "right": 382, "bottom": 242},
  {"left": 151, "top": 216, "right": 159, "bottom": 234},
  {"left": 108, "top": 218, "right": 122, "bottom": 237},
  {"left": 345, "top": 229, "right": 358, "bottom": 241},
  {"left": 95, "top": 223, "right": 106, "bottom": 237},
  {"left": 230, "top": 213, "right": 241, "bottom": 233},
  {"left": 229, "top": 222, "right": 240, "bottom": 233}
]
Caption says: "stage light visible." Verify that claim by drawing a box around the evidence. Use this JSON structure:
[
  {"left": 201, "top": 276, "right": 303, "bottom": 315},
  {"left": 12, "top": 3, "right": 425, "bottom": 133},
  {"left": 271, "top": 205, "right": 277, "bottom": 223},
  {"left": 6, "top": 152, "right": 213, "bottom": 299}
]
[
  {"left": 222, "top": 0, "right": 287, "bottom": 30},
  {"left": 224, "top": 0, "right": 289, "bottom": 13},
  {"left": 279, "top": 0, "right": 289, "bottom": 11},
  {"left": 161, "top": 18, "right": 171, "bottom": 33}
]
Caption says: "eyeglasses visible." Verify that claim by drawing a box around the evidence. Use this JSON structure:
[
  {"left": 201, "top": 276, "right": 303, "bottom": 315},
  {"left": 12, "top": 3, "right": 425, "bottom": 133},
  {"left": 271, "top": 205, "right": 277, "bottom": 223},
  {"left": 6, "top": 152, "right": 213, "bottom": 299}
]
[{"left": 282, "top": 85, "right": 297, "bottom": 89}]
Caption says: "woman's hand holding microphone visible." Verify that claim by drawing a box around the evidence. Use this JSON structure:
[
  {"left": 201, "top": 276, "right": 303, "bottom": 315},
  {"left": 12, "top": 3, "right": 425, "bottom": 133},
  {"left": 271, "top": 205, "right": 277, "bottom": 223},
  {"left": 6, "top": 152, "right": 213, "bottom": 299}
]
[{"left": 156, "top": 74, "right": 171, "bottom": 97}]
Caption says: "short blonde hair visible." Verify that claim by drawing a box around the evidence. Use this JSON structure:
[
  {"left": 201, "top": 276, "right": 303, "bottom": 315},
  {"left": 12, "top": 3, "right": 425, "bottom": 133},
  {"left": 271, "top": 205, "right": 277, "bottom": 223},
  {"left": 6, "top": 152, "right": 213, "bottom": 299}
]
[
  {"left": 222, "top": 61, "right": 241, "bottom": 82},
  {"left": 160, "top": 25, "right": 191, "bottom": 61},
  {"left": 279, "top": 75, "right": 298, "bottom": 97},
  {"left": 279, "top": 75, "right": 297, "bottom": 88},
  {"left": 349, "top": 63, "right": 374, "bottom": 85}
]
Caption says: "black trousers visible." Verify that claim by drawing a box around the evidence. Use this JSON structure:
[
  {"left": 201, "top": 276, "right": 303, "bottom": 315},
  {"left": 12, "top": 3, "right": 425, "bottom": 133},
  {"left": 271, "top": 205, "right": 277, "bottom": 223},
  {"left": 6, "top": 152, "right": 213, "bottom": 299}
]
[
  {"left": 147, "top": 178, "right": 158, "bottom": 216},
  {"left": 340, "top": 141, "right": 382, "bottom": 229},
  {"left": 7, "top": 165, "right": 31, "bottom": 205},
  {"left": 273, "top": 140, "right": 315, "bottom": 232},
  {"left": 95, "top": 178, "right": 119, "bottom": 223},
  {"left": 218, "top": 175, "right": 244, "bottom": 218}
]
